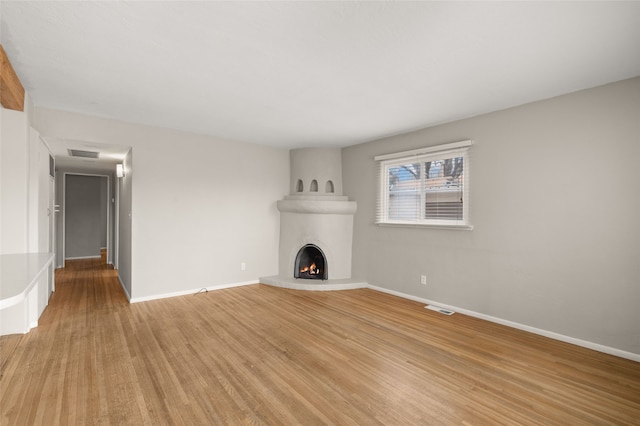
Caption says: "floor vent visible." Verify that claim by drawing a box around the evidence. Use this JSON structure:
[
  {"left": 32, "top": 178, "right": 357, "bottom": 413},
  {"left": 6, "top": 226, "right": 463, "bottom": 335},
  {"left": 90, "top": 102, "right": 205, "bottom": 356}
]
[
  {"left": 425, "top": 305, "right": 455, "bottom": 315},
  {"left": 68, "top": 149, "right": 99, "bottom": 159}
]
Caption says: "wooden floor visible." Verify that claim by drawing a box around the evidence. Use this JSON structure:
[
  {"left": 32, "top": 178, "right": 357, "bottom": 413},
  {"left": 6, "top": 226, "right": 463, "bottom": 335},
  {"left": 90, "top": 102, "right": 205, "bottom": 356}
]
[{"left": 1, "top": 259, "right": 639, "bottom": 425}]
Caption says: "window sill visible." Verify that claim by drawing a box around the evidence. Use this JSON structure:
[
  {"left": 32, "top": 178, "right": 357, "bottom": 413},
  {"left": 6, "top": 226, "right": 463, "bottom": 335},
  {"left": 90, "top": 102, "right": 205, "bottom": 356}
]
[{"left": 376, "top": 222, "right": 474, "bottom": 231}]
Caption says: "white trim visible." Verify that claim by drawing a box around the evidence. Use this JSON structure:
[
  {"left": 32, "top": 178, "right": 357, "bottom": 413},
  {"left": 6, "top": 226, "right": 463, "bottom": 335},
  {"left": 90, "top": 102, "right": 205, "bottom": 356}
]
[
  {"left": 377, "top": 145, "right": 471, "bottom": 227},
  {"left": 112, "top": 274, "right": 639, "bottom": 362},
  {"left": 114, "top": 176, "right": 120, "bottom": 270},
  {"left": 64, "top": 255, "right": 101, "bottom": 260},
  {"left": 374, "top": 139, "right": 473, "bottom": 161},
  {"left": 129, "top": 280, "right": 259, "bottom": 304},
  {"left": 367, "top": 285, "right": 640, "bottom": 363},
  {"left": 62, "top": 172, "right": 111, "bottom": 266},
  {"left": 377, "top": 222, "right": 474, "bottom": 230}
]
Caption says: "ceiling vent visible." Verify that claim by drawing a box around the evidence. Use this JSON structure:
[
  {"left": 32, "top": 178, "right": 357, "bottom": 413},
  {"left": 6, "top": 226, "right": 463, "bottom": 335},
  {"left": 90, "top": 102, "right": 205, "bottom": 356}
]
[{"left": 68, "top": 149, "right": 99, "bottom": 159}]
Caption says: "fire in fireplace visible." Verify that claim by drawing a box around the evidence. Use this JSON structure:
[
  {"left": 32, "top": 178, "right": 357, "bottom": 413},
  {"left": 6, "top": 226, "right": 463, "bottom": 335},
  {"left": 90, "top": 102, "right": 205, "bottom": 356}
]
[{"left": 294, "top": 244, "right": 327, "bottom": 280}]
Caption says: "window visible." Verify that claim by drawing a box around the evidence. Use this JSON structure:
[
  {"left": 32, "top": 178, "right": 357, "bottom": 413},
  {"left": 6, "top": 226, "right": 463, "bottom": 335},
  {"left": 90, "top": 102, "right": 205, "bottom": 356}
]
[{"left": 375, "top": 140, "right": 473, "bottom": 229}]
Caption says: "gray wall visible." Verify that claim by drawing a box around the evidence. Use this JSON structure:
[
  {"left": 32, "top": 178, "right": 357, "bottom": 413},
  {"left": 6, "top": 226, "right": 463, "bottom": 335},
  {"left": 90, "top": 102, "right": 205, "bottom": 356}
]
[
  {"left": 35, "top": 107, "right": 289, "bottom": 301},
  {"left": 342, "top": 76, "right": 640, "bottom": 355},
  {"left": 99, "top": 177, "right": 108, "bottom": 248},
  {"left": 64, "top": 174, "right": 108, "bottom": 259}
]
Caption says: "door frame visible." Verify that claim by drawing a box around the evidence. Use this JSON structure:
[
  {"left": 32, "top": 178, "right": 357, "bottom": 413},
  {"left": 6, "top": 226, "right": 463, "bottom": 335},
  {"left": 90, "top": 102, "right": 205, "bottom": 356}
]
[
  {"left": 62, "top": 173, "right": 112, "bottom": 267},
  {"left": 114, "top": 176, "right": 120, "bottom": 270},
  {"left": 49, "top": 174, "right": 55, "bottom": 292}
]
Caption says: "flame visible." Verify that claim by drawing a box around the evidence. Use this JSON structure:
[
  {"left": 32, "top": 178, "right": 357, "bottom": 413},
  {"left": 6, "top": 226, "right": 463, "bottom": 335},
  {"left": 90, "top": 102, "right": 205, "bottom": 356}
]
[{"left": 300, "top": 262, "right": 319, "bottom": 275}]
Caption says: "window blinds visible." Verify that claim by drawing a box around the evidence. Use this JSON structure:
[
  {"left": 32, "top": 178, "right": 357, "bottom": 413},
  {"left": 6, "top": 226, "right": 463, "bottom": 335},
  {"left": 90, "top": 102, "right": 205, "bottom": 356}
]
[{"left": 375, "top": 140, "right": 473, "bottom": 227}]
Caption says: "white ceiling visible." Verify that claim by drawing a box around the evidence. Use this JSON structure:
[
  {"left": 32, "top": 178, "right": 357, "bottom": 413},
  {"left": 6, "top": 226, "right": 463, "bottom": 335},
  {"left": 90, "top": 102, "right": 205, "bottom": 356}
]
[{"left": 2, "top": 1, "right": 640, "bottom": 150}]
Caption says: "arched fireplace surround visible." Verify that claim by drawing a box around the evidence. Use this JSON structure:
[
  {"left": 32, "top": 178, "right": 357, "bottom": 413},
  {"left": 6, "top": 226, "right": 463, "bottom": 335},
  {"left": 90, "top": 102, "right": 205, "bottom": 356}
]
[
  {"left": 294, "top": 244, "right": 327, "bottom": 280},
  {"left": 260, "top": 148, "right": 365, "bottom": 290}
]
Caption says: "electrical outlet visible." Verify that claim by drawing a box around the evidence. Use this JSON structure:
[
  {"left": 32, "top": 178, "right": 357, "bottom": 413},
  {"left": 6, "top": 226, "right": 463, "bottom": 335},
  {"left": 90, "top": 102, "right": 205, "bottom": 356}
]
[
  {"left": 420, "top": 275, "right": 427, "bottom": 285},
  {"left": 241, "top": 262, "right": 246, "bottom": 271}
]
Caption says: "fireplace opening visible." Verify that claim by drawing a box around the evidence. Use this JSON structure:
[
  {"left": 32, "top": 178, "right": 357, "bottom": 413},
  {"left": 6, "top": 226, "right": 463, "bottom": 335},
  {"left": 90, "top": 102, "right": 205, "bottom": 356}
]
[{"left": 294, "top": 244, "right": 327, "bottom": 280}]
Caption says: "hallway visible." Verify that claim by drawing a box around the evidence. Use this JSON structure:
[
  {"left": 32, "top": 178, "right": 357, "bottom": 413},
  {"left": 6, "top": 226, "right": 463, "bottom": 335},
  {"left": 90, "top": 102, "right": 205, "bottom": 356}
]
[{"left": 1, "top": 259, "right": 131, "bottom": 423}]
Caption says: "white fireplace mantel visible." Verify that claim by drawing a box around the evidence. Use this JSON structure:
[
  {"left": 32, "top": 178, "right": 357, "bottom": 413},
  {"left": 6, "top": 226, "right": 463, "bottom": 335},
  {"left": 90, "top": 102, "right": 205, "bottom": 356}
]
[{"left": 277, "top": 198, "right": 357, "bottom": 215}]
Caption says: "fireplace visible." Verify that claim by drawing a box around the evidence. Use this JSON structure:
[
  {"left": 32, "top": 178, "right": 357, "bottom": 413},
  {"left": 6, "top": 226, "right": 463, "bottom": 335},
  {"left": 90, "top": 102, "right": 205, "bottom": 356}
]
[
  {"left": 294, "top": 244, "right": 327, "bottom": 280},
  {"left": 260, "top": 147, "right": 366, "bottom": 290}
]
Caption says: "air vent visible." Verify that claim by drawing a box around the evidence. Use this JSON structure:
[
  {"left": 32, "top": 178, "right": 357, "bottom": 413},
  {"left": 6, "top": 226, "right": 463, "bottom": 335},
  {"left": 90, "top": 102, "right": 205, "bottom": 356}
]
[
  {"left": 68, "top": 149, "right": 99, "bottom": 159},
  {"left": 425, "top": 305, "right": 455, "bottom": 315}
]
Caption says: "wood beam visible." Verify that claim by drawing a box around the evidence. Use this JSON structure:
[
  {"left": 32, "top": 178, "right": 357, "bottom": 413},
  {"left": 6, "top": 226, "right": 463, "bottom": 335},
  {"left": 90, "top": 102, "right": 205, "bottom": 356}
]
[{"left": 0, "top": 44, "right": 25, "bottom": 112}]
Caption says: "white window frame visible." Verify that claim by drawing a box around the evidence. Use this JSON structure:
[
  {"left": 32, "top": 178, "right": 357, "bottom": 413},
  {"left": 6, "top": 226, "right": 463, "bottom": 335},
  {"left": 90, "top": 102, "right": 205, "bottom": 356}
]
[{"left": 375, "top": 140, "right": 473, "bottom": 230}]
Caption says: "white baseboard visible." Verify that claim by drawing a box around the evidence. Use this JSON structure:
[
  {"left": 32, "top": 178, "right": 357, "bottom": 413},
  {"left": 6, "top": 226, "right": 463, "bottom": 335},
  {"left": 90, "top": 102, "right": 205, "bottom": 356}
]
[
  {"left": 65, "top": 255, "right": 101, "bottom": 260},
  {"left": 367, "top": 285, "right": 640, "bottom": 363},
  {"left": 114, "top": 275, "right": 638, "bottom": 362},
  {"left": 129, "top": 280, "right": 259, "bottom": 304}
]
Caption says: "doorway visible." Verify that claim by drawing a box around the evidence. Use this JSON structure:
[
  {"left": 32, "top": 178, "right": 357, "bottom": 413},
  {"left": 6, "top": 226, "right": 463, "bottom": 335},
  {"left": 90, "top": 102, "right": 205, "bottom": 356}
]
[{"left": 63, "top": 174, "right": 111, "bottom": 265}]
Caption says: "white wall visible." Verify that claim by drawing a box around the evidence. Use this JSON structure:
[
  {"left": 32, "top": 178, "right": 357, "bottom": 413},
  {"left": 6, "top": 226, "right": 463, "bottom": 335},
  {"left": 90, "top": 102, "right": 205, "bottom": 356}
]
[
  {"left": 1, "top": 107, "right": 29, "bottom": 254},
  {"left": 34, "top": 108, "right": 289, "bottom": 300},
  {"left": 117, "top": 149, "right": 133, "bottom": 298},
  {"left": 1, "top": 94, "right": 50, "bottom": 257},
  {"left": 343, "top": 76, "right": 640, "bottom": 355}
]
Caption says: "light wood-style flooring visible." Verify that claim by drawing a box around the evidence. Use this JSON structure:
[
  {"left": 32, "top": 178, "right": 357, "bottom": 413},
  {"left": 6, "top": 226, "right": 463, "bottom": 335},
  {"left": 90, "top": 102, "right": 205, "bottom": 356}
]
[{"left": 1, "top": 259, "right": 639, "bottom": 425}]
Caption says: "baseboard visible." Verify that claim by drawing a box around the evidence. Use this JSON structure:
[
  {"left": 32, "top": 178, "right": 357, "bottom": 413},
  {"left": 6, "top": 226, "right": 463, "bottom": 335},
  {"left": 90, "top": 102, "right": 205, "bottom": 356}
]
[
  {"left": 367, "top": 285, "right": 640, "bottom": 363},
  {"left": 115, "top": 275, "right": 639, "bottom": 362},
  {"left": 129, "top": 280, "right": 259, "bottom": 304},
  {"left": 65, "top": 255, "right": 101, "bottom": 260}
]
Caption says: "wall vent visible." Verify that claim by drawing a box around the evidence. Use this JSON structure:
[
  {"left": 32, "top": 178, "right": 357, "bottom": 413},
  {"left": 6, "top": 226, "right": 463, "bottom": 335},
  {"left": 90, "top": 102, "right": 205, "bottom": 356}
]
[
  {"left": 68, "top": 149, "right": 99, "bottom": 159},
  {"left": 425, "top": 305, "right": 455, "bottom": 315}
]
